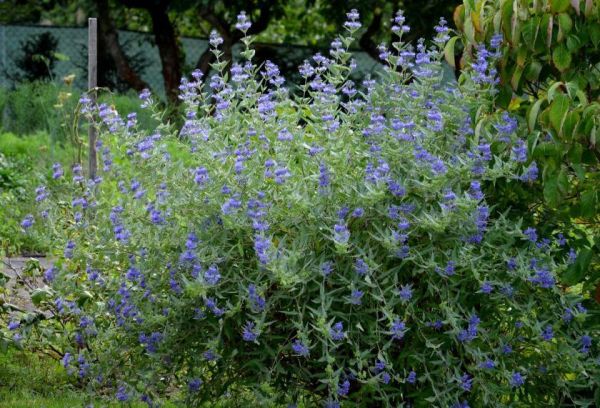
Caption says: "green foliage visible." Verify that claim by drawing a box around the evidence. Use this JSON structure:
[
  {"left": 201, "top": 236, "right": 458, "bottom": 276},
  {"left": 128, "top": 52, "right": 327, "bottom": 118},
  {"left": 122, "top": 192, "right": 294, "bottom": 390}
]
[
  {"left": 0, "top": 83, "right": 158, "bottom": 138},
  {"left": 450, "top": 0, "right": 600, "bottom": 298},
  {"left": 0, "top": 82, "right": 78, "bottom": 141},
  {"left": 13, "top": 19, "right": 598, "bottom": 407},
  {"left": 0, "top": 131, "right": 78, "bottom": 255}
]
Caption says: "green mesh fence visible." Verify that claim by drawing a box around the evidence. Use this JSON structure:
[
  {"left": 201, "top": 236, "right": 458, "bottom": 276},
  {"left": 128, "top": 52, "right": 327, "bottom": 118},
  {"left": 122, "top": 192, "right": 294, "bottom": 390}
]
[{"left": 0, "top": 24, "right": 384, "bottom": 98}]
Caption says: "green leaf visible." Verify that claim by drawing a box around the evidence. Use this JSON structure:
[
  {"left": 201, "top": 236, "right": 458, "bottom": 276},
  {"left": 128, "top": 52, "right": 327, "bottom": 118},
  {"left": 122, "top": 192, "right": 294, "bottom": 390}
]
[
  {"left": 562, "top": 111, "right": 580, "bottom": 141},
  {"left": 444, "top": 37, "right": 460, "bottom": 68},
  {"left": 557, "top": 168, "right": 570, "bottom": 194},
  {"left": 0, "top": 272, "right": 8, "bottom": 286},
  {"left": 566, "top": 34, "right": 583, "bottom": 52},
  {"left": 521, "top": 17, "right": 541, "bottom": 50},
  {"left": 524, "top": 60, "right": 542, "bottom": 82},
  {"left": 511, "top": 65, "right": 524, "bottom": 90},
  {"left": 528, "top": 98, "right": 545, "bottom": 131},
  {"left": 548, "top": 93, "right": 570, "bottom": 133},
  {"left": 562, "top": 248, "right": 593, "bottom": 285},
  {"left": 557, "top": 13, "right": 573, "bottom": 34},
  {"left": 464, "top": 16, "right": 476, "bottom": 44},
  {"left": 580, "top": 189, "right": 597, "bottom": 218},
  {"left": 30, "top": 287, "right": 52, "bottom": 306},
  {"left": 547, "top": 82, "right": 565, "bottom": 101},
  {"left": 550, "top": 0, "right": 570, "bottom": 13},
  {"left": 590, "top": 23, "right": 600, "bottom": 48},
  {"left": 552, "top": 45, "right": 572, "bottom": 71},
  {"left": 543, "top": 177, "right": 560, "bottom": 207},
  {"left": 496, "top": 84, "right": 513, "bottom": 109}
]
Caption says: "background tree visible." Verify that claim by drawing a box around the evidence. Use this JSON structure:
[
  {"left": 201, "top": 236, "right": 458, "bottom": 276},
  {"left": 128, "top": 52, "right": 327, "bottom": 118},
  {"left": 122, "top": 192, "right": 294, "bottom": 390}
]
[{"left": 448, "top": 0, "right": 600, "bottom": 303}]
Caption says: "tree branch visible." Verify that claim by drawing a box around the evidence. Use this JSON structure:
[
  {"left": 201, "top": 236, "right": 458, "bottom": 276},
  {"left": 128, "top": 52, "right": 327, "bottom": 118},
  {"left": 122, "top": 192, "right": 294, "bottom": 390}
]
[
  {"left": 118, "top": 0, "right": 181, "bottom": 102},
  {"left": 96, "top": 0, "right": 149, "bottom": 91}
]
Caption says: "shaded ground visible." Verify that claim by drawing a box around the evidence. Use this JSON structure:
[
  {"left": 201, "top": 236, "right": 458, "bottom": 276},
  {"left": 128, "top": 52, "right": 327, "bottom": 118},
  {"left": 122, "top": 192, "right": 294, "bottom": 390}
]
[{"left": 1, "top": 257, "right": 51, "bottom": 314}]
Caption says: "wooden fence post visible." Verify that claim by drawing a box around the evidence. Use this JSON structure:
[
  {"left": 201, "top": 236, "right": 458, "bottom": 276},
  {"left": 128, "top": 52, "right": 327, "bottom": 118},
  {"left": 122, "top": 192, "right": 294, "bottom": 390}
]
[{"left": 88, "top": 18, "right": 98, "bottom": 179}]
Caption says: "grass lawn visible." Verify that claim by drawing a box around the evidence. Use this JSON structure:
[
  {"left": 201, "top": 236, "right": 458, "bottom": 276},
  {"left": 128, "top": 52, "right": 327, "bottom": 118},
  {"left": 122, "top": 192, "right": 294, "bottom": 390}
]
[{"left": 0, "top": 350, "right": 155, "bottom": 408}]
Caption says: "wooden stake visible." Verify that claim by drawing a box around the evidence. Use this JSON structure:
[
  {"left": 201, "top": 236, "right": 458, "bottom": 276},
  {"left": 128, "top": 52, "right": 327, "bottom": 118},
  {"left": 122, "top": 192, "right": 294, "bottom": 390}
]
[{"left": 88, "top": 18, "right": 98, "bottom": 179}]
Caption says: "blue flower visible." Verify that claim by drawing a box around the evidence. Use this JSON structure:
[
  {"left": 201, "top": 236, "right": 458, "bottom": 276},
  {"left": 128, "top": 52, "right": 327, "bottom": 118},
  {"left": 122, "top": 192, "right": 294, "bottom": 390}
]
[
  {"left": 390, "top": 319, "right": 406, "bottom": 340},
  {"left": 458, "top": 314, "right": 480, "bottom": 343},
  {"left": 320, "top": 261, "right": 333, "bottom": 277},
  {"left": 351, "top": 208, "right": 364, "bottom": 218},
  {"left": 337, "top": 206, "right": 350, "bottom": 219},
  {"left": 21, "top": 214, "right": 34, "bottom": 229},
  {"left": 44, "top": 265, "right": 58, "bottom": 282},
  {"left": 242, "top": 321, "right": 259, "bottom": 342},
  {"left": 397, "top": 218, "right": 410, "bottom": 230},
  {"left": 292, "top": 339, "right": 309, "bottom": 357},
  {"left": 204, "top": 297, "right": 224, "bottom": 316},
  {"left": 519, "top": 162, "right": 538, "bottom": 182},
  {"left": 253, "top": 234, "right": 272, "bottom": 265},
  {"left": 581, "top": 335, "right": 592, "bottom": 354},
  {"left": 512, "top": 139, "right": 528, "bottom": 162},
  {"left": 274, "top": 167, "right": 291, "bottom": 184},
  {"left": 398, "top": 284, "right": 413, "bottom": 302},
  {"left": 234, "top": 11, "right": 252, "bottom": 32},
  {"left": 52, "top": 163, "right": 63, "bottom": 179},
  {"left": 248, "top": 284, "right": 266, "bottom": 312},
  {"left": 469, "top": 181, "right": 484, "bottom": 200},
  {"left": 529, "top": 268, "right": 555, "bottom": 288},
  {"left": 510, "top": 372, "right": 525, "bottom": 387},
  {"left": 337, "top": 379, "right": 350, "bottom": 396},
  {"left": 406, "top": 370, "right": 417, "bottom": 384},
  {"left": 195, "top": 347, "right": 213, "bottom": 361},
  {"left": 540, "top": 325, "right": 554, "bottom": 341},
  {"left": 194, "top": 167, "right": 209, "bottom": 186},
  {"left": 333, "top": 223, "right": 350, "bottom": 244},
  {"left": 479, "top": 359, "right": 496, "bottom": 369},
  {"left": 116, "top": 386, "right": 129, "bottom": 401},
  {"left": 480, "top": 281, "right": 493, "bottom": 294},
  {"left": 221, "top": 197, "right": 242, "bottom": 215},
  {"left": 329, "top": 322, "right": 345, "bottom": 341},
  {"left": 354, "top": 258, "right": 369, "bottom": 276},
  {"left": 349, "top": 289, "right": 364, "bottom": 305},
  {"left": 204, "top": 264, "right": 221, "bottom": 285},
  {"left": 460, "top": 373, "right": 473, "bottom": 392},
  {"left": 188, "top": 378, "right": 202, "bottom": 392},
  {"left": 62, "top": 352, "right": 72, "bottom": 368},
  {"left": 523, "top": 227, "right": 537, "bottom": 243},
  {"left": 318, "top": 162, "right": 330, "bottom": 193},
  {"left": 64, "top": 240, "right": 76, "bottom": 259}
]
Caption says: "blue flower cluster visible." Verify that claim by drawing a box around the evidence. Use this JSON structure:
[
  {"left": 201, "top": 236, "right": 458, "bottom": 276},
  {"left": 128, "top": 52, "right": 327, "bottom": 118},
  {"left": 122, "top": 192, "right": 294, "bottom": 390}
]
[{"left": 16, "top": 8, "right": 598, "bottom": 408}]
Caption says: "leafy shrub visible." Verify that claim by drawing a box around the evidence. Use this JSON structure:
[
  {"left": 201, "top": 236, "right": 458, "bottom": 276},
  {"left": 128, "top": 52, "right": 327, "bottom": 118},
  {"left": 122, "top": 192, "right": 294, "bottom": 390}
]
[
  {"left": 0, "top": 83, "right": 158, "bottom": 138},
  {"left": 11, "top": 11, "right": 598, "bottom": 407},
  {"left": 447, "top": 0, "right": 599, "bottom": 294},
  {"left": 0, "top": 82, "right": 78, "bottom": 140},
  {"left": 8, "top": 31, "right": 59, "bottom": 82},
  {"left": 0, "top": 132, "right": 77, "bottom": 255}
]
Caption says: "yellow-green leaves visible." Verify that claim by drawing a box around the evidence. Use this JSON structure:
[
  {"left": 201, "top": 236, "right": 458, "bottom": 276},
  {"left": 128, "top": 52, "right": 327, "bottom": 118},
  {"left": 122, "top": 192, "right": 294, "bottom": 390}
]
[
  {"left": 550, "top": 0, "right": 571, "bottom": 13},
  {"left": 552, "top": 45, "right": 572, "bottom": 71}
]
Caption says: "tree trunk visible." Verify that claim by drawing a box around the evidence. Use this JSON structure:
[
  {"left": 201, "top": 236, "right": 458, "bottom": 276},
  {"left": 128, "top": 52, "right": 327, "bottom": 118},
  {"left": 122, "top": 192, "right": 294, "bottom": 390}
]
[
  {"left": 148, "top": 6, "right": 181, "bottom": 103},
  {"left": 96, "top": 0, "right": 148, "bottom": 91}
]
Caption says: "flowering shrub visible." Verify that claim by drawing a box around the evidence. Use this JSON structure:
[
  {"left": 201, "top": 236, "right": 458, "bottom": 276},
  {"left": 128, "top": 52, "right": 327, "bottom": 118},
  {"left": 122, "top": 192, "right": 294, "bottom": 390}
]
[{"left": 11, "top": 10, "right": 598, "bottom": 407}]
